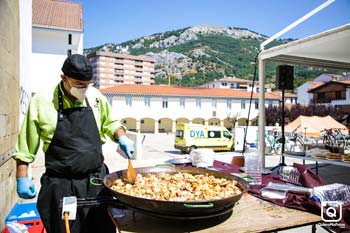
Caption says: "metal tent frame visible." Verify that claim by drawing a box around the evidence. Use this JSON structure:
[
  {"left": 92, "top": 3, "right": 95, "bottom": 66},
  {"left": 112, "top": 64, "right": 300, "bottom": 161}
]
[{"left": 258, "top": 24, "right": 350, "bottom": 167}]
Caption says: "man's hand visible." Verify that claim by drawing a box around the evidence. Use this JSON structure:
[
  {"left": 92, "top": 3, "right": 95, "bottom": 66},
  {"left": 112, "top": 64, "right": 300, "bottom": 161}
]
[
  {"left": 17, "top": 177, "right": 36, "bottom": 199},
  {"left": 118, "top": 135, "right": 135, "bottom": 160}
]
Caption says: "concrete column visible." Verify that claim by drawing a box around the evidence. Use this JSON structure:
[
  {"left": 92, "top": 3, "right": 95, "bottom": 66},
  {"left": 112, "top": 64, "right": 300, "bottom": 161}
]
[
  {"left": 172, "top": 120, "right": 176, "bottom": 133},
  {"left": 204, "top": 120, "right": 209, "bottom": 126},
  {"left": 154, "top": 120, "right": 159, "bottom": 133},
  {"left": 220, "top": 120, "right": 224, "bottom": 127},
  {"left": 136, "top": 120, "right": 141, "bottom": 133}
]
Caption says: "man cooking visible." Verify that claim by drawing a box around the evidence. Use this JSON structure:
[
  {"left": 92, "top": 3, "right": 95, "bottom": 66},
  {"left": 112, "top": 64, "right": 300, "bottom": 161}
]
[{"left": 13, "top": 54, "right": 134, "bottom": 233}]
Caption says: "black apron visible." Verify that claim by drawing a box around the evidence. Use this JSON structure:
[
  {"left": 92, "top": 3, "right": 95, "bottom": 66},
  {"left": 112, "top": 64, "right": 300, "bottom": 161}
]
[{"left": 37, "top": 86, "right": 115, "bottom": 233}]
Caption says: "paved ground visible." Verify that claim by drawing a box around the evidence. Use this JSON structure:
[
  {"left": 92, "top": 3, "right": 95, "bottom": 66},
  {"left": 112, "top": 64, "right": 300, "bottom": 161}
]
[{"left": 27, "top": 133, "right": 350, "bottom": 232}]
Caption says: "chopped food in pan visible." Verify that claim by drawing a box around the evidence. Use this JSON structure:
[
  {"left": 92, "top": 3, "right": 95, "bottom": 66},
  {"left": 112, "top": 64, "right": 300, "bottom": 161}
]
[{"left": 110, "top": 172, "right": 242, "bottom": 201}]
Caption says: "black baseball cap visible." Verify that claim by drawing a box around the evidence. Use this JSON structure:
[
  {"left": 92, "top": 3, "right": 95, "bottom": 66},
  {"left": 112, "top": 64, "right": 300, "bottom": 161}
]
[{"left": 61, "top": 54, "right": 92, "bottom": 81}]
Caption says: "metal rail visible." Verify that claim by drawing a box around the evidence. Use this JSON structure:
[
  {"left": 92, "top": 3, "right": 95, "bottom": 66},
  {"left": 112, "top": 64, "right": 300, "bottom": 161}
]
[{"left": 0, "top": 148, "right": 15, "bottom": 166}]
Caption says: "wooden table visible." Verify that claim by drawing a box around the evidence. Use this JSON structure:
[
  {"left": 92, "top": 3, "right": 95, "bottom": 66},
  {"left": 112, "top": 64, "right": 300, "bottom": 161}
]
[{"left": 110, "top": 194, "right": 321, "bottom": 233}]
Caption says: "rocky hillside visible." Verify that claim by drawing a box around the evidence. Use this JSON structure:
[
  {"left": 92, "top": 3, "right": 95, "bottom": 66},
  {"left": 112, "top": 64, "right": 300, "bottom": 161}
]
[{"left": 84, "top": 25, "right": 327, "bottom": 87}]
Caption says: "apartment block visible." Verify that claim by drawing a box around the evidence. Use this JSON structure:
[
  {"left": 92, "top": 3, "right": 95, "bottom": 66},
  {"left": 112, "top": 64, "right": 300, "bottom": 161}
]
[{"left": 87, "top": 51, "right": 155, "bottom": 89}]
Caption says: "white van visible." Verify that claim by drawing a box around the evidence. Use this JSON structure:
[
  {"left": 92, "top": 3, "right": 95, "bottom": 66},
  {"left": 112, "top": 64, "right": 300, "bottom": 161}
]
[{"left": 174, "top": 123, "right": 234, "bottom": 153}]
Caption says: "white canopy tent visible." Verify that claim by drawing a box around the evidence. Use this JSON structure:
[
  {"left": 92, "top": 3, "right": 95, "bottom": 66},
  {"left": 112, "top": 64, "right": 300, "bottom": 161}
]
[{"left": 258, "top": 24, "right": 350, "bottom": 167}]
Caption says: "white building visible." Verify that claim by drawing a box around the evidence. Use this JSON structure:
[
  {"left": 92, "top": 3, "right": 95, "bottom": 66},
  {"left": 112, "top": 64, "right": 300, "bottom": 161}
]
[
  {"left": 297, "top": 74, "right": 350, "bottom": 105},
  {"left": 31, "top": 0, "right": 83, "bottom": 93},
  {"left": 199, "top": 76, "right": 272, "bottom": 93},
  {"left": 101, "top": 84, "right": 280, "bottom": 133},
  {"left": 269, "top": 92, "right": 298, "bottom": 104},
  {"left": 297, "top": 81, "right": 323, "bottom": 105}
]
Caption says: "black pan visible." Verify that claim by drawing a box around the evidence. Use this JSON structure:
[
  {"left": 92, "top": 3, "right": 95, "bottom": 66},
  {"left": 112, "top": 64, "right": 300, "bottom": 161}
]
[{"left": 103, "top": 166, "right": 249, "bottom": 217}]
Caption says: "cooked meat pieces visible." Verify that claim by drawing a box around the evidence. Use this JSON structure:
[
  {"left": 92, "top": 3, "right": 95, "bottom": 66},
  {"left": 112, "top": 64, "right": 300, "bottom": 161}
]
[{"left": 110, "top": 172, "right": 242, "bottom": 201}]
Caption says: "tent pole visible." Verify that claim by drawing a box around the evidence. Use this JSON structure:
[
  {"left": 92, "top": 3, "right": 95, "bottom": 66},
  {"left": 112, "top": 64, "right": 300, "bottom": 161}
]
[
  {"left": 281, "top": 88, "right": 285, "bottom": 164},
  {"left": 258, "top": 57, "right": 266, "bottom": 168},
  {"left": 260, "top": 0, "right": 335, "bottom": 50}
]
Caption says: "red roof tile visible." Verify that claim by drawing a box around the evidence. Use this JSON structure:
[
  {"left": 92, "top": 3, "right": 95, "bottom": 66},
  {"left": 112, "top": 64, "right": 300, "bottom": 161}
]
[
  {"left": 308, "top": 80, "right": 350, "bottom": 92},
  {"left": 32, "top": 0, "right": 83, "bottom": 31},
  {"left": 215, "top": 77, "right": 253, "bottom": 83},
  {"left": 307, "top": 82, "right": 325, "bottom": 91},
  {"left": 336, "top": 80, "right": 350, "bottom": 85},
  {"left": 270, "top": 91, "right": 297, "bottom": 98},
  {"left": 100, "top": 84, "right": 280, "bottom": 100}
]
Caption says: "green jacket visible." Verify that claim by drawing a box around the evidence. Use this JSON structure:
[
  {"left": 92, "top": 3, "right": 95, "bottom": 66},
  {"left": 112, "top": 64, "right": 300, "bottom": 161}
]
[{"left": 13, "top": 83, "right": 124, "bottom": 163}]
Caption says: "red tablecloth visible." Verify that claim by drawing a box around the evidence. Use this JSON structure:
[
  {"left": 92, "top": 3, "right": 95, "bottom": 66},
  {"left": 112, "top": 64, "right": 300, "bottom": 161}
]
[{"left": 211, "top": 160, "right": 350, "bottom": 231}]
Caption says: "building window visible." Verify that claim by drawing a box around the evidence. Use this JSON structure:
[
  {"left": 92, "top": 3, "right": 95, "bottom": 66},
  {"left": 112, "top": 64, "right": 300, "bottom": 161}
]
[
  {"left": 180, "top": 97, "right": 185, "bottom": 108},
  {"left": 196, "top": 98, "right": 201, "bottom": 108},
  {"left": 241, "top": 100, "right": 246, "bottom": 110},
  {"left": 212, "top": 99, "right": 217, "bottom": 109},
  {"left": 255, "top": 101, "right": 259, "bottom": 109},
  {"left": 227, "top": 99, "right": 232, "bottom": 109},
  {"left": 144, "top": 97, "right": 151, "bottom": 107},
  {"left": 67, "top": 49, "right": 72, "bottom": 57},
  {"left": 126, "top": 96, "right": 132, "bottom": 106},
  {"left": 162, "top": 98, "right": 168, "bottom": 108},
  {"left": 68, "top": 34, "right": 72, "bottom": 45},
  {"left": 221, "top": 82, "right": 227, "bottom": 87}
]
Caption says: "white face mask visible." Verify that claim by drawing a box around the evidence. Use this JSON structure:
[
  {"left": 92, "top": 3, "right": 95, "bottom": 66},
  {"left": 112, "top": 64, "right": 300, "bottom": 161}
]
[{"left": 70, "top": 86, "right": 88, "bottom": 101}]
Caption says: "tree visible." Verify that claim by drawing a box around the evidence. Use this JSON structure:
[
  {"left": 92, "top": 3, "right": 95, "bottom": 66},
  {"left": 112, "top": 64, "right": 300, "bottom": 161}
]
[{"left": 265, "top": 103, "right": 348, "bottom": 126}]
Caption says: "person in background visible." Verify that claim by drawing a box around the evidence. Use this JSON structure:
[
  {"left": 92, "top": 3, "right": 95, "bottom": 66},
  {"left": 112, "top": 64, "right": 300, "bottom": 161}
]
[{"left": 13, "top": 54, "right": 135, "bottom": 233}]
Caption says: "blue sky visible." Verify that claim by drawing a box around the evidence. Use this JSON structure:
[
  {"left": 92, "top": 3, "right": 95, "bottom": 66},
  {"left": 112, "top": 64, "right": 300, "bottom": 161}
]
[{"left": 75, "top": 0, "right": 350, "bottom": 48}]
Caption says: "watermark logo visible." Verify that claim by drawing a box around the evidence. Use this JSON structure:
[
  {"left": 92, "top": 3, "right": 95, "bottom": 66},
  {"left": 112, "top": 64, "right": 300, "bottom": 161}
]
[{"left": 321, "top": 201, "right": 342, "bottom": 223}]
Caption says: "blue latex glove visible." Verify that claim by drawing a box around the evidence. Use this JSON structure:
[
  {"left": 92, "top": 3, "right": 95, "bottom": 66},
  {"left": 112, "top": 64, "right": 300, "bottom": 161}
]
[
  {"left": 118, "top": 135, "right": 135, "bottom": 160},
  {"left": 17, "top": 177, "right": 36, "bottom": 199}
]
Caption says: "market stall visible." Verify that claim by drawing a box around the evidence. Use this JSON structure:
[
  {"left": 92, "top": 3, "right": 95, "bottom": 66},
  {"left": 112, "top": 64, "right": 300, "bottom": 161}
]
[{"left": 285, "top": 115, "right": 348, "bottom": 137}]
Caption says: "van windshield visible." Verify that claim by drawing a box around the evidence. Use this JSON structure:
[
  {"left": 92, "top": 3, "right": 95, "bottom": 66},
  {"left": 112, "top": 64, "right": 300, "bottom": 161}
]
[
  {"left": 223, "top": 130, "right": 232, "bottom": 139},
  {"left": 175, "top": 130, "right": 183, "bottom": 138}
]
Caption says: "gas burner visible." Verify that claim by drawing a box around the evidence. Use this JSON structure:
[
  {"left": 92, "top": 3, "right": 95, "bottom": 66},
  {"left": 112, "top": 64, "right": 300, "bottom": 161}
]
[{"left": 125, "top": 202, "right": 236, "bottom": 220}]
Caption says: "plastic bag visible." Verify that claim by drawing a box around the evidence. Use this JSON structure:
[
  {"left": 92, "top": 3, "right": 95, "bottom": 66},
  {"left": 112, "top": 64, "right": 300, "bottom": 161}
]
[{"left": 5, "top": 222, "right": 28, "bottom": 233}]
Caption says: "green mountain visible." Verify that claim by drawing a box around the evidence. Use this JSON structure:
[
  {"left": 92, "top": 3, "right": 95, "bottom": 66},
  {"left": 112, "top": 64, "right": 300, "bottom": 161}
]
[{"left": 84, "top": 25, "right": 330, "bottom": 88}]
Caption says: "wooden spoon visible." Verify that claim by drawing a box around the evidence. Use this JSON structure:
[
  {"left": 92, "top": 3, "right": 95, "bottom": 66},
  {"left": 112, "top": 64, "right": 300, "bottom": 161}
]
[{"left": 126, "top": 159, "right": 137, "bottom": 184}]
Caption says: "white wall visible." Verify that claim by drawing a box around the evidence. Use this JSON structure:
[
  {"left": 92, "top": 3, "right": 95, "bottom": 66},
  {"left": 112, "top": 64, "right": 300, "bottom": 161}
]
[
  {"left": 32, "top": 27, "right": 83, "bottom": 55},
  {"left": 297, "top": 82, "right": 313, "bottom": 104},
  {"left": 31, "top": 27, "right": 83, "bottom": 93},
  {"left": 111, "top": 95, "right": 266, "bottom": 122},
  {"left": 31, "top": 53, "right": 67, "bottom": 93}
]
